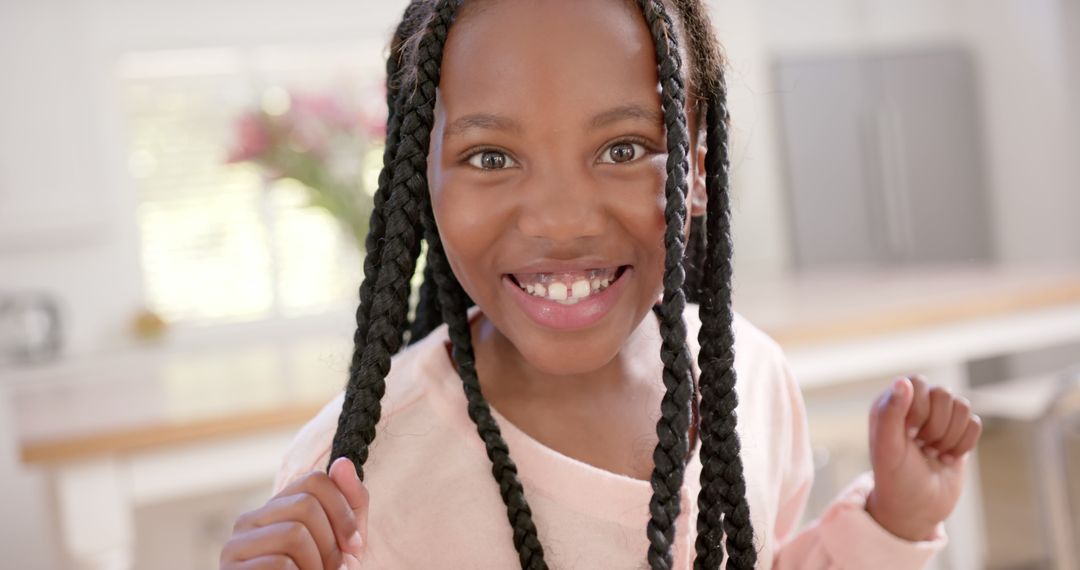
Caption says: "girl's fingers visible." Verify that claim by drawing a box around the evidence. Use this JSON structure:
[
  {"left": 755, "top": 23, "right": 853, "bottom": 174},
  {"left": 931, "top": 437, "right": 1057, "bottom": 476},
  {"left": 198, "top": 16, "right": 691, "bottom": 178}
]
[
  {"left": 931, "top": 397, "right": 972, "bottom": 453},
  {"left": 905, "top": 375, "right": 931, "bottom": 436},
  {"left": 223, "top": 521, "right": 322, "bottom": 570},
  {"left": 940, "top": 414, "right": 983, "bottom": 464},
  {"left": 915, "top": 386, "right": 954, "bottom": 449},
  {"left": 277, "top": 468, "right": 362, "bottom": 557},
  {"left": 869, "top": 376, "right": 915, "bottom": 460},
  {"left": 328, "top": 457, "right": 370, "bottom": 554},
  {"left": 329, "top": 457, "right": 369, "bottom": 513},
  {"left": 226, "top": 554, "right": 301, "bottom": 570},
  {"left": 237, "top": 493, "right": 340, "bottom": 569}
]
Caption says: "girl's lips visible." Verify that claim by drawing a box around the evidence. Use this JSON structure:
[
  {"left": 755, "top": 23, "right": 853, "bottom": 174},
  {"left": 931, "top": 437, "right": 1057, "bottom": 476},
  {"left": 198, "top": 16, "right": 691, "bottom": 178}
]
[{"left": 502, "top": 265, "right": 632, "bottom": 331}]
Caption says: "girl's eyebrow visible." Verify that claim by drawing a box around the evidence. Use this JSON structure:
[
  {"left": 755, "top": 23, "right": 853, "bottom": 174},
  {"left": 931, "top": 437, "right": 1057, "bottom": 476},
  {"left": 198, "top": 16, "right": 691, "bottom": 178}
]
[
  {"left": 444, "top": 103, "right": 663, "bottom": 140},
  {"left": 587, "top": 103, "right": 663, "bottom": 131},
  {"left": 445, "top": 113, "right": 521, "bottom": 139}
]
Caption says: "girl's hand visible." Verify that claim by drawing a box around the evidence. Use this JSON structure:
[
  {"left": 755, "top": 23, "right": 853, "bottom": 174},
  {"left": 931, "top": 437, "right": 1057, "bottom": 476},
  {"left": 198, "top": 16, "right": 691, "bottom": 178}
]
[
  {"left": 865, "top": 374, "right": 983, "bottom": 541},
  {"left": 220, "top": 457, "right": 369, "bottom": 569}
]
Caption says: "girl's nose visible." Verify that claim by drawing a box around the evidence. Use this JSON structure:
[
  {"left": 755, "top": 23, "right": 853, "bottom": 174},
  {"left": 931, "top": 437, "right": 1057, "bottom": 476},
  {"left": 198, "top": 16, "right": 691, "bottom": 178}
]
[{"left": 516, "top": 167, "right": 606, "bottom": 241}]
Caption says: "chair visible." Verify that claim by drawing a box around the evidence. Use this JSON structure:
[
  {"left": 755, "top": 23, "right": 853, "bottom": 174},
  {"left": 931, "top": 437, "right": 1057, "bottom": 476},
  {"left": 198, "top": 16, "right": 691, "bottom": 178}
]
[{"left": 971, "top": 365, "right": 1080, "bottom": 570}]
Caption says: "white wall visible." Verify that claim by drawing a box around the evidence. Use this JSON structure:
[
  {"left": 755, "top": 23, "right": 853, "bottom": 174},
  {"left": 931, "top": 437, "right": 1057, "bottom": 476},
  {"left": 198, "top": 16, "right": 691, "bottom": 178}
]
[
  {"left": 751, "top": 0, "right": 1080, "bottom": 266},
  {"left": 954, "top": 0, "right": 1080, "bottom": 263},
  {"left": 710, "top": 0, "right": 794, "bottom": 279},
  {"left": 1069, "top": 0, "right": 1080, "bottom": 141},
  {"left": 0, "top": 0, "right": 142, "bottom": 359}
]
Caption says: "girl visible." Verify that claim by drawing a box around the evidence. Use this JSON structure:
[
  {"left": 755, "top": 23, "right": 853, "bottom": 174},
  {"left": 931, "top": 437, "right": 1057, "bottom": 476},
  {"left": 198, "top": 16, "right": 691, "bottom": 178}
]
[{"left": 221, "top": 0, "right": 983, "bottom": 568}]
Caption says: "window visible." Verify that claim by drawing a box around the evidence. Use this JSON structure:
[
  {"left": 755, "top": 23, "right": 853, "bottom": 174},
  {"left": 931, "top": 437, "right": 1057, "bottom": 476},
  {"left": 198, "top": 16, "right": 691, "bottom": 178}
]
[{"left": 119, "top": 43, "right": 389, "bottom": 325}]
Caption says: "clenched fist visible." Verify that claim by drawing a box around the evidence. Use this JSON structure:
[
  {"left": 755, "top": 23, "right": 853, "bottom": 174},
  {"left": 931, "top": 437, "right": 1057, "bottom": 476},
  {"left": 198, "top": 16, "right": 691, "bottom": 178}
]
[{"left": 866, "top": 374, "right": 983, "bottom": 541}]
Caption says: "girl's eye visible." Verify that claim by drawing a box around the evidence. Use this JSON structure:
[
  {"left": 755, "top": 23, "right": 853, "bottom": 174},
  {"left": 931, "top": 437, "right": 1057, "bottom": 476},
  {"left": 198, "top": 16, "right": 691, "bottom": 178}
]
[
  {"left": 467, "top": 150, "right": 517, "bottom": 170},
  {"left": 601, "top": 141, "right": 648, "bottom": 164}
]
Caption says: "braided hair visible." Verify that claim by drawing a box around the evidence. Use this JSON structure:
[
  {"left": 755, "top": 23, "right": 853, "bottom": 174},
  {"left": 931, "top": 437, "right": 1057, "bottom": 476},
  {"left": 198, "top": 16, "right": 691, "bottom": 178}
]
[{"left": 327, "top": 1, "right": 758, "bottom": 568}]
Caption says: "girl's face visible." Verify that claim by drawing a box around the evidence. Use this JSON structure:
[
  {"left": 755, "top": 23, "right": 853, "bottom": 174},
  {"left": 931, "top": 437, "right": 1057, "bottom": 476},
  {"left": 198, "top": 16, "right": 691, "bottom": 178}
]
[{"left": 428, "top": 0, "right": 706, "bottom": 376}]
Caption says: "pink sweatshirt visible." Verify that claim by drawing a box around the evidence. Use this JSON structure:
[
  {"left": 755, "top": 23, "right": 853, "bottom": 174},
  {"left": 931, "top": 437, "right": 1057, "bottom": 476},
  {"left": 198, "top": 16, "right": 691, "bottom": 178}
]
[{"left": 273, "top": 303, "right": 947, "bottom": 568}]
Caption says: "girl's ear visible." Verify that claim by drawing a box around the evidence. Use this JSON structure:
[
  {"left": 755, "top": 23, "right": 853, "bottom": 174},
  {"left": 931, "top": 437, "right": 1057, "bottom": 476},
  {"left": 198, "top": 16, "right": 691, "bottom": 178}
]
[{"left": 689, "top": 143, "right": 707, "bottom": 217}]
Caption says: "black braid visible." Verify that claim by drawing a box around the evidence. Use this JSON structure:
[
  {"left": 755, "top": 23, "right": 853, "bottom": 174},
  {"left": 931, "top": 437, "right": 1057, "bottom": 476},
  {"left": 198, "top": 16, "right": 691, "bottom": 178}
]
[
  {"left": 328, "top": 1, "right": 446, "bottom": 477},
  {"left": 683, "top": 215, "right": 707, "bottom": 303},
  {"left": 352, "top": 2, "right": 428, "bottom": 368},
  {"left": 633, "top": 1, "right": 698, "bottom": 569},
  {"left": 329, "top": 2, "right": 422, "bottom": 474},
  {"left": 692, "top": 87, "right": 758, "bottom": 568}
]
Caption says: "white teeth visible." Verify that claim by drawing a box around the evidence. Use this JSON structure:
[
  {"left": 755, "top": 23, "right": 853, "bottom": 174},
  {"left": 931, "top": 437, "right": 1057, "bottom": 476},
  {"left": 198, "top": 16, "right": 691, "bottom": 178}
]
[
  {"left": 513, "top": 267, "right": 625, "bottom": 302},
  {"left": 571, "top": 279, "right": 590, "bottom": 299}
]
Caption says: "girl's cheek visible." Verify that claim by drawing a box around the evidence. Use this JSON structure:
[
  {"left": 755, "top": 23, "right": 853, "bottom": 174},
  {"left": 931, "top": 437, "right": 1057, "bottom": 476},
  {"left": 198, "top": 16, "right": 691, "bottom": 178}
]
[
  {"left": 436, "top": 173, "right": 515, "bottom": 237},
  {"left": 607, "top": 160, "right": 668, "bottom": 244},
  {"left": 430, "top": 172, "right": 518, "bottom": 290}
]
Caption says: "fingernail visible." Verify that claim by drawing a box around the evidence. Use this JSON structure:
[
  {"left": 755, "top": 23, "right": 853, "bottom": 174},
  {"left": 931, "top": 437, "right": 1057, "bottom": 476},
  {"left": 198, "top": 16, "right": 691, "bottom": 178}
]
[
  {"left": 941, "top": 454, "right": 955, "bottom": 465},
  {"left": 907, "top": 427, "right": 919, "bottom": 439},
  {"left": 349, "top": 530, "right": 364, "bottom": 553},
  {"left": 925, "top": 447, "right": 939, "bottom": 459},
  {"left": 914, "top": 438, "right": 924, "bottom": 447}
]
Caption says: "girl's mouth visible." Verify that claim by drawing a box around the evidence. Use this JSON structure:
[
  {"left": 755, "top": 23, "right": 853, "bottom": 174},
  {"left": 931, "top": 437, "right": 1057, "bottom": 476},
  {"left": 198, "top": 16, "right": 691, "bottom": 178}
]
[{"left": 502, "top": 265, "right": 632, "bottom": 331}]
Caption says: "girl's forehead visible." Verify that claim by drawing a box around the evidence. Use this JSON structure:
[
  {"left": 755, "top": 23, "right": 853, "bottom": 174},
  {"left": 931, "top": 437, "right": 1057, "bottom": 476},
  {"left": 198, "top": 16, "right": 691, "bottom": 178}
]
[{"left": 439, "top": 0, "right": 665, "bottom": 118}]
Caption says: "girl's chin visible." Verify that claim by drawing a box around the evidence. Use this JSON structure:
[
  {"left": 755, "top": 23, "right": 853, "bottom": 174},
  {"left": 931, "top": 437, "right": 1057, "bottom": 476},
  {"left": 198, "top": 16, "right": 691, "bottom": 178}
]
[
  {"left": 498, "top": 316, "right": 631, "bottom": 377},
  {"left": 514, "top": 342, "right": 621, "bottom": 377}
]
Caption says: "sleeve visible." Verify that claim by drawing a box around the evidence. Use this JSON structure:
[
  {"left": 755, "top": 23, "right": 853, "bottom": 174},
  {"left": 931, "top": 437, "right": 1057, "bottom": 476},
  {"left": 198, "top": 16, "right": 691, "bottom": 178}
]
[{"left": 770, "top": 350, "right": 949, "bottom": 569}]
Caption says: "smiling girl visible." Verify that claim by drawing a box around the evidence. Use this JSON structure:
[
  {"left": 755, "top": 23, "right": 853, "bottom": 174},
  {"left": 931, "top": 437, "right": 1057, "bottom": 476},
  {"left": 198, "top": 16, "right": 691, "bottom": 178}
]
[{"left": 220, "top": 1, "right": 983, "bottom": 568}]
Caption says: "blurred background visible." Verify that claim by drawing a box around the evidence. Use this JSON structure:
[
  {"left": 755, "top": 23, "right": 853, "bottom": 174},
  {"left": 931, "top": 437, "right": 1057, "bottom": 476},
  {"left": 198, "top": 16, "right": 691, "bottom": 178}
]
[{"left": 1, "top": 0, "right": 1078, "bottom": 568}]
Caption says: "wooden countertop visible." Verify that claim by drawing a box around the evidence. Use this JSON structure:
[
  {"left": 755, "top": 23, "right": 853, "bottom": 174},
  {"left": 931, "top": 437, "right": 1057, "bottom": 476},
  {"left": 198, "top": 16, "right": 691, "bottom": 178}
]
[
  {"left": 9, "top": 336, "right": 352, "bottom": 464},
  {"left": 733, "top": 264, "right": 1080, "bottom": 347},
  {"left": 9, "top": 263, "right": 1080, "bottom": 465}
]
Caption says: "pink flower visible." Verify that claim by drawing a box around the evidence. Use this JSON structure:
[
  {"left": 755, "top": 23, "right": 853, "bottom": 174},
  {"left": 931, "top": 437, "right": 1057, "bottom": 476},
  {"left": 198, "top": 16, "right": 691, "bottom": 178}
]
[
  {"left": 226, "top": 112, "right": 270, "bottom": 163},
  {"left": 358, "top": 109, "right": 387, "bottom": 140},
  {"left": 287, "top": 113, "right": 330, "bottom": 156},
  {"left": 290, "top": 92, "right": 354, "bottom": 130}
]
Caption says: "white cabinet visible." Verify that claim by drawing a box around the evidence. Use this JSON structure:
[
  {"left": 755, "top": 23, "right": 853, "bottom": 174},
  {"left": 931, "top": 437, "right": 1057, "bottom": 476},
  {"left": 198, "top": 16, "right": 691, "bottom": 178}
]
[
  {"left": 774, "top": 47, "right": 994, "bottom": 269},
  {"left": 0, "top": 0, "right": 107, "bottom": 249}
]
